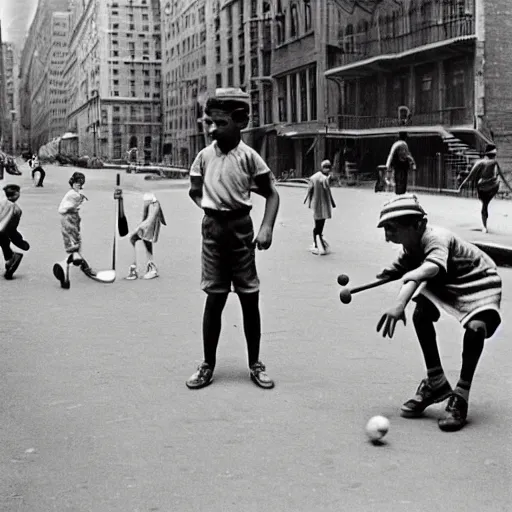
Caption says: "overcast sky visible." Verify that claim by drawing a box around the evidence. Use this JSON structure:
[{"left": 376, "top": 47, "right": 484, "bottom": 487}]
[{"left": 0, "top": 0, "right": 38, "bottom": 47}]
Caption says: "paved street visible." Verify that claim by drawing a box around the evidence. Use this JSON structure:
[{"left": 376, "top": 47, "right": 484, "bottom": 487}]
[{"left": 1, "top": 163, "right": 512, "bottom": 512}]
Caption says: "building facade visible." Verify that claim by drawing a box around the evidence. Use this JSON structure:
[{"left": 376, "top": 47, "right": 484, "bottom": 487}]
[
  {"left": 65, "top": 0, "right": 162, "bottom": 163},
  {"left": 2, "top": 42, "right": 20, "bottom": 153},
  {"left": 161, "top": 0, "right": 208, "bottom": 167},
  {"left": 18, "top": 0, "right": 70, "bottom": 152},
  {"left": 324, "top": 0, "right": 512, "bottom": 190}
]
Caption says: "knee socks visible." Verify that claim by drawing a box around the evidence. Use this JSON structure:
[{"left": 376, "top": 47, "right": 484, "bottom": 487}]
[{"left": 454, "top": 328, "right": 485, "bottom": 401}]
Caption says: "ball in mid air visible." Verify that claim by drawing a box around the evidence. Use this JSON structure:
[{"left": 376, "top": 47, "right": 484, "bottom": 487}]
[{"left": 337, "top": 274, "right": 349, "bottom": 286}]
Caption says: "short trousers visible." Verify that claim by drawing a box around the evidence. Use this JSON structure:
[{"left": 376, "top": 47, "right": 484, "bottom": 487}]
[
  {"left": 201, "top": 210, "right": 259, "bottom": 294},
  {"left": 414, "top": 293, "right": 501, "bottom": 339},
  {"left": 477, "top": 184, "right": 499, "bottom": 204},
  {"left": 61, "top": 212, "right": 82, "bottom": 253}
]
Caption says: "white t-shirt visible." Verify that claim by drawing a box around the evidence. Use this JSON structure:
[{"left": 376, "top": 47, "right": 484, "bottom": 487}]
[{"left": 189, "top": 140, "right": 271, "bottom": 211}]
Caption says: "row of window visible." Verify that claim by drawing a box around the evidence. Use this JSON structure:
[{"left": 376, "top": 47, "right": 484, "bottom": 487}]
[{"left": 277, "top": 65, "right": 317, "bottom": 123}]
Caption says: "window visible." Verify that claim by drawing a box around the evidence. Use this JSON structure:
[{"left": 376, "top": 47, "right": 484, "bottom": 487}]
[
  {"left": 263, "top": 83, "right": 272, "bottom": 124},
  {"left": 290, "top": 74, "right": 297, "bottom": 122},
  {"left": 308, "top": 66, "right": 317, "bottom": 120},
  {"left": 239, "top": 64, "right": 245, "bottom": 84},
  {"left": 227, "top": 67, "right": 234, "bottom": 86},
  {"left": 304, "top": 0, "right": 312, "bottom": 31},
  {"left": 290, "top": 3, "right": 299, "bottom": 38},
  {"left": 216, "top": 72, "right": 222, "bottom": 87},
  {"left": 299, "top": 70, "right": 308, "bottom": 121}
]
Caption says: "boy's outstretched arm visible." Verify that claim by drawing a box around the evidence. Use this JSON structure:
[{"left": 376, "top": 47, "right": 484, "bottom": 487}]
[
  {"left": 189, "top": 175, "right": 203, "bottom": 208},
  {"left": 377, "top": 262, "right": 440, "bottom": 338},
  {"left": 253, "top": 173, "right": 280, "bottom": 250}
]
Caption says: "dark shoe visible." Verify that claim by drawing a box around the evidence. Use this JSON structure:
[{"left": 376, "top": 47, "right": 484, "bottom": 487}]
[
  {"left": 53, "top": 261, "right": 70, "bottom": 289},
  {"left": 438, "top": 393, "right": 468, "bottom": 432},
  {"left": 4, "top": 252, "right": 23, "bottom": 279},
  {"left": 67, "top": 253, "right": 84, "bottom": 267},
  {"left": 186, "top": 362, "right": 214, "bottom": 389},
  {"left": 249, "top": 361, "right": 275, "bottom": 389},
  {"left": 401, "top": 378, "right": 452, "bottom": 418}
]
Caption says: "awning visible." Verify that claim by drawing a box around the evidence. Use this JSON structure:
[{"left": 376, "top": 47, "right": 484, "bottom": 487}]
[
  {"left": 61, "top": 132, "right": 78, "bottom": 140},
  {"left": 278, "top": 124, "right": 454, "bottom": 139},
  {"left": 325, "top": 35, "right": 476, "bottom": 80}
]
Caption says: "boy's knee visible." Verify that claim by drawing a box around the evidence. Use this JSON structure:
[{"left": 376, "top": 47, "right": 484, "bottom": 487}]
[
  {"left": 413, "top": 297, "right": 440, "bottom": 323},
  {"left": 465, "top": 320, "right": 487, "bottom": 339}
]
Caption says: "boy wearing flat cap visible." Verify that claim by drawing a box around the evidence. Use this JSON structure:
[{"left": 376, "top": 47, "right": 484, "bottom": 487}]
[
  {"left": 187, "top": 88, "right": 280, "bottom": 390},
  {"left": 376, "top": 194, "right": 502, "bottom": 432}
]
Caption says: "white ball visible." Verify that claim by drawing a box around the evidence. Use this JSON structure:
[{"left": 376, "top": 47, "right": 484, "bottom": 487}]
[{"left": 365, "top": 415, "right": 390, "bottom": 442}]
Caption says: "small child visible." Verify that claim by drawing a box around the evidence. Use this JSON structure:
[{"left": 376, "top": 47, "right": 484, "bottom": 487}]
[
  {"left": 303, "top": 159, "right": 336, "bottom": 255},
  {"left": 122, "top": 191, "right": 166, "bottom": 280},
  {"left": 53, "top": 172, "right": 89, "bottom": 288},
  {"left": 0, "top": 184, "right": 30, "bottom": 279},
  {"left": 375, "top": 194, "right": 502, "bottom": 432}
]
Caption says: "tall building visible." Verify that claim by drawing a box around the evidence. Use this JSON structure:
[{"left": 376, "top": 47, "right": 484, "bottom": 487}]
[
  {"left": 65, "top": 0, "right": 162, "bottom": 162},
  {"left": 2, "top": 42, "right": 19, "bottom": 153},
  {"left": 18, "top": 0, "right": 70, "bottom": 152},
  {"left": 0, "top": 21, "right": 6, "bottom": 149},
  {"left": 324, "top": 0, "right": 512, "bottom": 191},
  {"left": 161, "top": 0, "right": 327, "bottom": 174},
  {"left": 161, "top": 0, "right": 208, "bottom": 167}
]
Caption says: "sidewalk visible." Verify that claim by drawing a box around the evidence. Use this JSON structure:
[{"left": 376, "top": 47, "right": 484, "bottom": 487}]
[{"left": 277, "top": 181, "right": 512, "bottom": 263}]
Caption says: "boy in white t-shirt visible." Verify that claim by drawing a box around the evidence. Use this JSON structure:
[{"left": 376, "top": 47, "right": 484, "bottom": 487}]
[{"left": 187, "top": 88, "right": 280, "bottom": 390}]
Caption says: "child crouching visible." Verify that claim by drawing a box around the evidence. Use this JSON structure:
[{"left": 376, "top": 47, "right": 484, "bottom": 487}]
[{"left": 376, "top": 194, "right": 502, "bottom": 432}]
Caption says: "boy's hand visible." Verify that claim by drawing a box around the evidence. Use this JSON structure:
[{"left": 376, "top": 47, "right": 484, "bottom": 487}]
[
  {"left": 377, "top": 305, "right": 406, "bottom": 338},
  {"left": 254, "top": 225, "right": 273, "bottom": 250},
  {"left": 114, "top": 188, "right": 123, "bottom": 200},
  {"left": 19, "top": 240, "right": 30, "bottom": 251},
  {"left": 376, "top": 268, "right": 399, "bottom": 280}
]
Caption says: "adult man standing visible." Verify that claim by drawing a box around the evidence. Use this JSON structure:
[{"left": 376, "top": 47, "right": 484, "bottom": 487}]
[{"left": 386, "top": 132, "right": 416, "bottom": 195}]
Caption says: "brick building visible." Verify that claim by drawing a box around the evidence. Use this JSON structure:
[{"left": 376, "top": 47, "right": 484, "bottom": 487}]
[
  {"left": 65, "top": 0, "right": 162, "bottom": 163},
  {"left": 324, "top": 0, "right": 512, "bottom": 191},
  {"left": 18, "top": 0, "right": 70, "bottom": 152}
]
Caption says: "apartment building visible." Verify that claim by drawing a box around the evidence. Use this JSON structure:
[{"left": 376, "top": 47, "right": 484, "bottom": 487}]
[
  {"left": 324, "top": 0, "right": 512, "bottom": 190},
  {"left": 2, "top": 42, "right": 19, "bottom": 153},
  {"left": 18, "top": 0, "right": 70, "bottom": 152},
  {"left": 161, "top": 0, "right": 208, "bottom": 167},
  {"left": 65, "top": 0, "right": 162, "bottom": 162},
  {"left": 0, "top": 22, "right": 6, "bottom": 149}
]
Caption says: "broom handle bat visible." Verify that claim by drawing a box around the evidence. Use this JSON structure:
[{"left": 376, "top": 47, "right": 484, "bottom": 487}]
[
  {"left": 349, "top": 277, "right": 395, "bottom": 294},
  {"left": 116, "top": 173, "right": 129, "bottom": 237}
]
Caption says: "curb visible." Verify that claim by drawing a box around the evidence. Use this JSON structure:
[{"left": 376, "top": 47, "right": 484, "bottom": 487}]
[{"left": 471, "top": 241, "right": 512, "bottom": 267}]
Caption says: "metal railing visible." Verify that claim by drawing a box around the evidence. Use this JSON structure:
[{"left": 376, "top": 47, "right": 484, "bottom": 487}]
[
  {"left": 333, "top": 16, "right": 475, "bottom": 68},
  {"left": 327, "top": 108, "right": 472, "bottom": 130}
]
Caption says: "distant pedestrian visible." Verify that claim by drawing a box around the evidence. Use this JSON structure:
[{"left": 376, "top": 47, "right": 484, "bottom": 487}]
[
  {"left": 53, "top": 172, "right": 90, "bottom": 288},
  {"left": 186, "top": 87, "right": 280, "bottom": 390},
  {"left": 304, "top": 159, "right": 336, "bottom": 255},
  {"left": 458, "top": 144, "right": 512, "bottom": 233},
  {"left": 115, "top": 190, "right": 166, "bottom": 280},
  {"left": 30, "top": 156, "right": 46, "bottom": 187},
  {"left": 386, "top": 132, "right": 416, "bottom": 195},
  {"left": 0, "top": 184, "right": 30, "bottom": 280}
]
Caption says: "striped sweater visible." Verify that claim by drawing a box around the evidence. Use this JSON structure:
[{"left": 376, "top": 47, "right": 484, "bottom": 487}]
[{"left": 383, "top": 225, "right": 502, "bottom": 323}]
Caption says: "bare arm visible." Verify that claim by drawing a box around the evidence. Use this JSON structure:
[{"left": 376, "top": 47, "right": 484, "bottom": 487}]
[
  {"left": 189, "top": 175, "right": 203, "bottom": 208},
  {"left": 253, "top": 173, "right": 280, "bottom": 250},
  {"left": 458, "top": 161, "right": 480, "bottom": 190}
]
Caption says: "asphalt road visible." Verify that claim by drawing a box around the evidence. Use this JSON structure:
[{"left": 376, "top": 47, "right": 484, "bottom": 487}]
[{"left": 1, "top": 164, "right": 511, "bottom": 512}]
